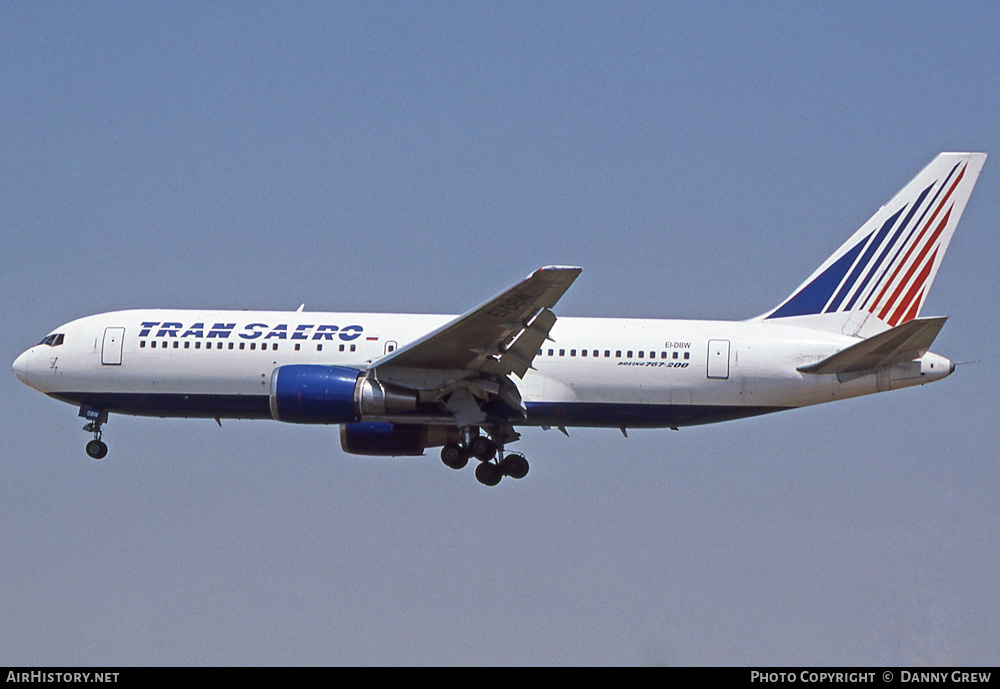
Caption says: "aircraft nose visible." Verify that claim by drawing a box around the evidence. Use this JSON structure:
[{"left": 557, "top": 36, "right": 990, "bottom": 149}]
[{"left": 12, "top": 349, "right": 29, "bottom": 384}]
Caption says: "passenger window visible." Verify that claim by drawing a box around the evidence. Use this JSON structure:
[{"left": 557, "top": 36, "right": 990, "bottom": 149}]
[
  {"left": 174, "top": 342, "right": 179, "bottom": 349},
  {"left": 548, "top": 349, "right": 554, "bottom": 356},
  {"left": 239, "top": 342, "right": 244, "bottom": 350},
  {"left": 673, "top": 351, "right": 679, "bottom": 359},
  {"left": 339, "top": 344, "right": 345, "bottom": 352},
  {"left": 616, "top": 350, "right": 622, "bottom": 358},
  {"left": 627, "top": 351, "right": 633, "bottom": 358},
  {"left": 604, "top": 350, "right": 610, "bottom": 358},
  {"left": 684, "top": 352, "right": 690, "bottom": 360},
  {"left": 249, "top": 343, "right": 254, "bottom": 350},
  {"left": 559, "top": 349, "right": 565, "bottom": 357},
  {"left": 295, "top": 344, "right": 300, "bottom": 351},
  {"left": 185, "top": 342, "right": 191, "bottom": 349},
  {"left": 317, "top": 344, "right": 323, "bottom": 351},
  {"left": 140, "top": 341, "right": 146, "bottom": 348},
  {"left": 350, "top": 344, "right": 356, "bottom": 352},
  {"left": 638, "top": 351, "right": 643, "bottom": 358},
  {"left": 581, "top": 350, "right": 587, "bottom": 357},
  {"left": 570, "top": 349, "right": 576, "bottom": 357}
]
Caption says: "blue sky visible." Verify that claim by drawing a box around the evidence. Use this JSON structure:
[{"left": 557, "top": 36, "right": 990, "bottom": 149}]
[{"left": 3, "top": 2, "right": 998, "bottom": 665}]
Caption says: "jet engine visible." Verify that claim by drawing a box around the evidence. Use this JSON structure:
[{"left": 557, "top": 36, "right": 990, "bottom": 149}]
[{"left": 269, "top": 365, "right": 418, "bottom": 424}]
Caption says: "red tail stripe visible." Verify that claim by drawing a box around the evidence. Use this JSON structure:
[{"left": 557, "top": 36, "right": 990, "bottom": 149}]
[
  {"left": 873, "top": 163, "right": 965, "bottom": 319},
  {"left": 899, "top": 287, "right": 924, "bottom": 326},
  {"left": 889, "top": 247, "right": 938, "bottom": 326},
  {"left": 880, "top": 205, "right": 952, "bottom": 322}
]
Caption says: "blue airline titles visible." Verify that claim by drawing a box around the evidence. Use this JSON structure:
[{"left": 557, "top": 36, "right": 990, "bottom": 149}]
[{"left": 137, "top": 322, "right": 365, "bottom": 341}]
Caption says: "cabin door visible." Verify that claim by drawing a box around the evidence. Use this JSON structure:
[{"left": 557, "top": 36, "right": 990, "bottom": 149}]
[
  {"left": 706, "top": 339, "right": 730, "bottom": 379},
  {"left": 102, "top": 327, "right": 125, "bottom": 365}
]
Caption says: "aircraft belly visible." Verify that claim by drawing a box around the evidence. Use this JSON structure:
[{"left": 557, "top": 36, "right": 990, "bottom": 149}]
[
  {"left": 47, "top": 391, "right": 272, "bottom": 419},
  {"left": 521, "top": 401, "right": 790, "bottom": 428}
]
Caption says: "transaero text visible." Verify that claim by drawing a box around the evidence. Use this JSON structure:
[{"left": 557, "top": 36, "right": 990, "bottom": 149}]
[{"left": 138, "top": 322, "right": 364, "bottom": 341}]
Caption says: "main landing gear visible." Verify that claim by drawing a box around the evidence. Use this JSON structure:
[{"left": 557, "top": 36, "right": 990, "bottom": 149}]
[{"left": 440, "top": 430, "right": 529, "bottom": 487}]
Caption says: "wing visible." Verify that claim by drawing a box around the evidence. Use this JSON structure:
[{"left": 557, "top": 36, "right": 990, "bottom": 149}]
[
  {"left": 370, "top": 265, "right": 580, "bottom": 374},
  {"left": 367, "top": 266, "right": 581, "bottom": 427}
]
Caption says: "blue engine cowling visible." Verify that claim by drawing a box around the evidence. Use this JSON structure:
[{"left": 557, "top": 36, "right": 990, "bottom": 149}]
[
  {"left": 270, "top": 365, "right": 360, "bottom": 424},
  {"left": 269, "top": 365, "right": 420, "bottom": 424},
  {"left": 339, "top": 422, "right": 430, "bottom": 456}
]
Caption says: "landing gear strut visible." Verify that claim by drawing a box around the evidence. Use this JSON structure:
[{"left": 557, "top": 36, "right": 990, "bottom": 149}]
[
  {"left": 440, "top": 427, "right": 529, "bottom": 486},
  {"left": 84, "top": 426, "right": 108, "bottom": 460},
  {"left": 81, "top": 407, "right": 108, "bottom": 460},
  {"left": 475, "top": 449, "right": 529, "bottom": 486}
]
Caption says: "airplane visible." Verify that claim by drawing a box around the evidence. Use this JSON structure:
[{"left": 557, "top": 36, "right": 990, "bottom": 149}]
[{"left": 12, "top": 152, "right": 986, "bottom": 486}]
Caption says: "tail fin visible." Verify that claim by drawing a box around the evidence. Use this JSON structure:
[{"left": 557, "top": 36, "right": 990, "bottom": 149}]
[{"left": 759, "top": 152, "right": 986, "bottom": 335}]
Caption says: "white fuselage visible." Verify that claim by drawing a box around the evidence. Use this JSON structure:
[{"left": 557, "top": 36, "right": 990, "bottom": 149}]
[{"left": 12, "top": 308, "right": 953, "bottom": 430}]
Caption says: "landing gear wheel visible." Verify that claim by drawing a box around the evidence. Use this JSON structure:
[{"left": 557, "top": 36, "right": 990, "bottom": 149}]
[
  {"left": 470, "top": 436, "right": 497, "bottom": 461},
  {"left": 440, "top": 443, "right": 469, "bottom": 470},
  {"left": 500, "top": 453, "right": 529, "bottom": 479},
  {"left": 86, "top": 439, "right": 108, "bottom": 460},
  {"left": 475, "top": 461, "right": 503, "bottom": 487}
]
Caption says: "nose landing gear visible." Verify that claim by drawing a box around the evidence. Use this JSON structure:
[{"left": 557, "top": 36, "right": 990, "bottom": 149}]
[
  {"left": 80, "top": 406, "right": 108, "bottom": 460},
  {"left": 85, "top": 434, "right": 108, "bottom": 460}
]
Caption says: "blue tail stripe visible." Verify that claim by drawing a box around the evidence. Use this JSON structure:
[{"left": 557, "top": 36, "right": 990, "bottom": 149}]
[
  {"left": 844, "top": 182, "right": 933, "bottom": 311},
  {"left": 766, "top": 233, "right": 870, "bottom": 319},
  {"left": 827, "top": 205, "right": 907, "bottom": 312}
]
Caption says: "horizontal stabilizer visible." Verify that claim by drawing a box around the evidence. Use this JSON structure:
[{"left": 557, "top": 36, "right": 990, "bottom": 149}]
[{"left": 798, "top": 316, "right": 947, "bottom": 375}]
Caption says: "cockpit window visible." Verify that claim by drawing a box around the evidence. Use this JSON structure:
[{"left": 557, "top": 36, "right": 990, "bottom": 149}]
[{"left": 38, "top": 333, "right": 65, "bottom": 347}]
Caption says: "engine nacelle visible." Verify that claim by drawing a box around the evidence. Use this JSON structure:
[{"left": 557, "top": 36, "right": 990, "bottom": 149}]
[
  {"left": 339, "top": 422, "right": 431, "bottom": 456},
  {"left": 269, "top": 365, "right": 418, "bottom": 424}
]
